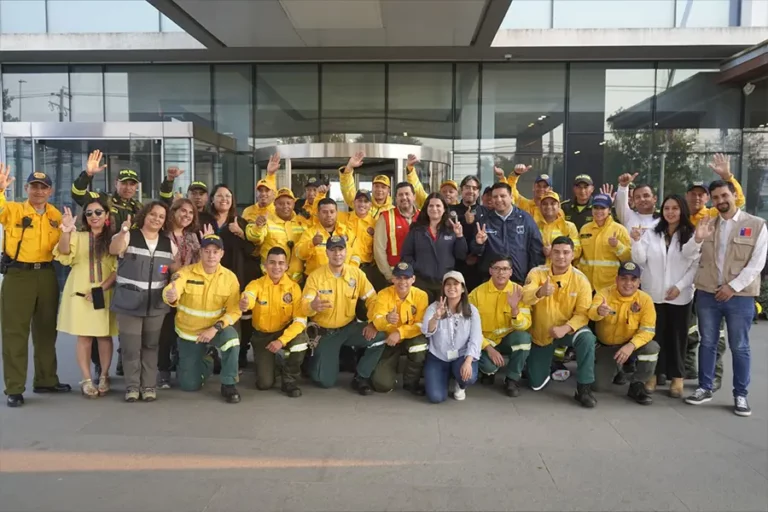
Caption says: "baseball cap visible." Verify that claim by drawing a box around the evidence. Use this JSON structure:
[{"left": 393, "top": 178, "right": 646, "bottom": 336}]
[
  {"left": 592, "top": 193, "right": 612, "bottom": 208},
  {"left": 574, "top": 174, "right": 593, "bottom": 186},
  {"left": 618, "top": 261, "right": 642, "bottom": 278},
  {"left": 117, "top": 169, "right": 139, "bottom": 183},
  {"left": 326, "top": 235, "right": 346, "bottom": 250},
  {"left": 540, "top": 190, "right": 561, "bottom": 202},
  {"left": 276, "top": 187, "right": 295, "bottom": 200},
  {"left": 256, "top": 179, "right": 275, "bottom": 192},
  {"left": 355, "top": 189, "right": 372, "bottom": 202},
  {"left": 687, "top": 181, "right": 708, "bottom": 193},
  {"left": 305, "top": 177, "right": 320, "bottom": 188},
  {"left": 373, "top": 175, "right": 391, "bottom": 187},
  {"left": 535, "top": 174, "right": 552, "bottom": 187},
  {"left": 27, "top": 171, "right": 52, "bottom": 188},
  {"left": 187, "top": 181, "right": 208, "bottom": 193},
  {"left": 442, "top": 270, "right": 466, "bottom": 287},
  {"left": 440, "top": 180, "right": 458, "bottom": 191},
  {"left": 200, "top": 234, "right": 224, "bottom": 250},
  {"left": 392, "top": 261, "right": 415, "bottom": 278}
]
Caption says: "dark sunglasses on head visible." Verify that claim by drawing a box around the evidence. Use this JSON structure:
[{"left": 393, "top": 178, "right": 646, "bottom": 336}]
[{"left": 85, "top": 209, "right": 105, "bottom": 217}]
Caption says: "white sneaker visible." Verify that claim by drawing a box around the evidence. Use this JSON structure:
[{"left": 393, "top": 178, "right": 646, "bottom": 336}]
[{"left": 453, "top": 381, "right": 466, "bottom": 401}]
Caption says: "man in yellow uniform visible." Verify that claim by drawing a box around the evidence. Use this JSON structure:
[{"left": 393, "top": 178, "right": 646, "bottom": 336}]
[
  {"left": 469, "top": 256, "right": 532, "bottom": 397},
  {"left": 301, "top": 235, "right": 386, "bottom": 395},
  {"left": 162, "top": 234, "right": 242, "bottom": 403},
  {"left": 240, "top": 247, "right": 309, "bottom": 398},
  {"left": 369, "top": 262, "right": 430, "bottom": 395},
  {"left": 578, "top": 193, "right": 631, "bottom": 291},
  {"left": 522, "top": 236, "right": 598, "bottom": 408},
  {"left": 537, "top": 191, "right": 581, "bottom": 264},
  {"left": 0, "top": 168, "right": 71, "bottom": 407},
  {"left": 242, "top": 153, "right": 280, "bottom": 222},
  {"left": 245, "top": 187, "right": 306, "bottom": 282},
  {"left": 496, "top": 163, "right": 552, "bottom": 222},
  {"left": 589, "top": 261, "right": 660, "bottom": 405},
  {"left": 295, "top": 177, "right": 328, "bottom": 222},
  {"left": 339, "top": 189, "right": 383, "bottom": 290},
  {"left": 339, "top": 151, "right": 394, "bottom": 219},
  {"left": 295, "top": 197, "right": 356, "bottom": 277}
]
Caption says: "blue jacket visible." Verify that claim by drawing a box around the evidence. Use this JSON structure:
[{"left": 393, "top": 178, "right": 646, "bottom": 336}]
[
  {"left": 469, "top": 205, "right": 544, "bottom": 284},
  {"left": 401, "top": 224, "right": 468, "bottom": 283}
]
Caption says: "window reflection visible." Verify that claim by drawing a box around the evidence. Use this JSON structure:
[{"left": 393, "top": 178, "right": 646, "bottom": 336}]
[
  {"left": 321, "top": 63, "right": 385, "bottom": 142},
  {"left": 2, "top": 66, "right": 69, "bottom": 122},
  {"left": 254, "top": 64, "right": 319, "bottom": 146}
]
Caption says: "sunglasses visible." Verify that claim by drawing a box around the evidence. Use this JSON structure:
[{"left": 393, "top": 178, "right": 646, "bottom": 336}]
[{"left": 85, "top": 209, "right": 105, "bottom": 217}]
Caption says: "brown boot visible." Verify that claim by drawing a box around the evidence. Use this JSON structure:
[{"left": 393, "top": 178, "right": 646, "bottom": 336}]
[
  {"left": 669, "top": 378, "right": 684, "bottom": 398},
  {"left": 645, "top": 375, "right": 657, "bottom": 394}
]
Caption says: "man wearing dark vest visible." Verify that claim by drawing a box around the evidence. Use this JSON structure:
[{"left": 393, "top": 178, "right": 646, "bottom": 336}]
[
  {"left": 684, "top": 180, "right": 767, "bottom": 417},
  {"left": 373, "top": 182, "right": 419, "bottom": 284}
]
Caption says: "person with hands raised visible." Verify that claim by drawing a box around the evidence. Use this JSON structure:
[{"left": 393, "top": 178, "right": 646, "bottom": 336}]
[
  {"left": 522, "top": 236, "right": 598, "bottom": 408},
  {"left": 161, "top": 234, "right": 243, "bottom": 404},
  {"left": 578, "top": 193, "right": 631, "bottom": 291},
  {"left": 497, "top": 163, "right": 552, "bottom": 222},
  {"left": 340, "top": 151, "right": 397, "bottom": 218},
  {"left": 242, "top": 153, "right": 280, "bottom": 223},
  {"left": 537, "top": 190, "right": 581, "bottom": 265},
  {"left": 615, "top": 172, "right": 659, "bottom": 230},
  {"left": 369, "top": 262, "right": 430, "bottom": 395},
  {"left": 469, "top": 256, "right": 532, "bottom": 397},
  {"left": 588, "top": 262, "right": 660, "bottom": 405}
]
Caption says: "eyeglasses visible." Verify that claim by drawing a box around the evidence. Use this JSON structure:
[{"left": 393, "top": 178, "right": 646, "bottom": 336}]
[
  {"left": 490, "top": 266, "right": 513, "bottom": 273},
  {"left": 85, "top": 209, "right": 105, "bottom": 217}
]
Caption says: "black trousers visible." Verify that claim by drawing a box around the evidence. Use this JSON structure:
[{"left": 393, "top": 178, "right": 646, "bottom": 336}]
[
  {"left": 414, "top": 275, "right": 442, "bottom": 304},
  {"left": 157, "top": 309, "right": 177, "bottom": 373},
  {"left": 654, "top": 301, "right": 693, "bottom": 379}
]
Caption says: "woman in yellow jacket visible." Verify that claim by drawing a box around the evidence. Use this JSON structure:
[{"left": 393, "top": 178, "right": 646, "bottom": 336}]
[{"left": 578, "top": 193, "right": 631, "bottom": 291}]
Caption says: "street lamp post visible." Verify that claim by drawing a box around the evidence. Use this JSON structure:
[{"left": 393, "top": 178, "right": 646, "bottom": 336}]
[{"left": 17, "top": 79, "right": 26, "bottom": 120}]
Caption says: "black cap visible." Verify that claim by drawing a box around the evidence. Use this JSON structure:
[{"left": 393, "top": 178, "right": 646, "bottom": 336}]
[
  {"left": 117, "top": 169, "right": 139, "bottom": 183},
  {"left": 305, "top": 177, "right": 320, "bottom": 188},
  {"left": 574, "top": 174, "right": 593, "bottom": 186},
  {"left": 326, "top": 235, "right": 346, "bottom": 250},
  {"left": 618, "top": 261, "right": 642, "bottom": 278},
  {"left": 27, "top": 171, "right": 52, "bottom": 187},
  {"left": 355, "top": 189, "right": 372, "bottom": 202},
  {"left": 188, "top": 181, "right": 208, "bottom": 193},
  {"left": 392, "top": 261, "right": 415, "bottom": 278},
  {"left": 687, "top": 181, "right": 708, "bottom": 193},
  {"left": 200, "top": 234, "right": 224, "bottom": 249}
]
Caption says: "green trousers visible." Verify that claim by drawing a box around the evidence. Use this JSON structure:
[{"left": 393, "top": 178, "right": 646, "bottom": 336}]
[
  {"left": 177, "top": 326, "right": 240, "bottom": 391},
  {"left": 251, "top": 330, "right": 309, "bottom": 390},
  {"left": 1, "top": 267, "right": 61, "bottom": 395},
  {"left": 685, "top": 309, "right": 725, "bottom": 380},
  {"left": 478, "top": 331, "right": 532, "bottom": 382},
  {"left": 528, "top": 327, "right": 596, "bottom": 389},
  {"left": 594, "top": 340, "right": 659, "bottom": 392},
  {"left": 309, "top": 322, "right": 386, "bottom": 388},
  {"left": 371, "top": 334, "right": 428, "bottom": 392}
]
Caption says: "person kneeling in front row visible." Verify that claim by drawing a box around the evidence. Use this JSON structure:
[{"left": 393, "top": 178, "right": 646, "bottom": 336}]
[
  {"left": 522, "top": 236, "right": 598, "bottom": 408},
  {"left": 589, "top": 261, "right": 660, "bottom": 405},
  {"left": 162, "top": 233, "right": 242, "bottom": 403},
  {"left": 422, "top": 271, "right": 482, "bottom": 403},
  {"left": 241, "top": 247, "right": 309, "bottom": 398}
]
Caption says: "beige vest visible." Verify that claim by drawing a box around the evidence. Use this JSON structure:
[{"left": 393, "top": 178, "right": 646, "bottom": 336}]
[{"left": 694, "top": 212, "right": 765, "bottom": 296}]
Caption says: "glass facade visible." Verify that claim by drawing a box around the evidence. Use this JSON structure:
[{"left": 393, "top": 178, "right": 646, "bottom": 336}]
[{"left": 1, "top": 61, "right": 766, "bottom": 219}]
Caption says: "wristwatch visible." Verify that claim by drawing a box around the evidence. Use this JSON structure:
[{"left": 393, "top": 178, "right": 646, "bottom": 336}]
[{"left": 214, "top": 321, "right": 224, "bottom": 332}]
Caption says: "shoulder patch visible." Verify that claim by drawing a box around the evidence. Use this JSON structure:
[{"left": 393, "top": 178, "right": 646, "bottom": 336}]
[
  {"left": 171, "top": 272, "right": 181, "bottom": 281},
  {"left": 282, "top": 292, "right": 293, "bottom": 304},
  {"left": 367, "top": 227, "right": 375, "bottom": 236},
  {"left": 411, "top": 305, "right": 417, "bottom": 315},
  {"left": 49, "top": 220, "right": 59, "bottom": 228}
]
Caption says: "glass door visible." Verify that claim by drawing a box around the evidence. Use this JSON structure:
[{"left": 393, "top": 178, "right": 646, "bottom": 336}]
[{"left": 129, "top": 133, "right": 161, "bottom": 203}]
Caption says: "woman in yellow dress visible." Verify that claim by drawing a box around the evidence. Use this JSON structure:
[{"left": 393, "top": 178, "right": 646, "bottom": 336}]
[{"left": 54, "top": 196, "right": 117, "bottom": 398}]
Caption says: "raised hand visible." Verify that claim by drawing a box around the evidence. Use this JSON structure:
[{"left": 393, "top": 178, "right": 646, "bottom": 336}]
[
  {"left": 86, "top": 150, "right": 107, "bottom": 176},
  {"left": 493, "top": 166, "right": 505, "bottom": 180},
  {"left": 475, "top": 223, "right": 488, "bottom": 245},
  {"left": 165, "top": 281, "right": 178, "bottom": 303},
  {"left": 267, "top": 152, "right": 281, "bottom": 175},
  {"left": 312, "top": 232, "right": 324, "bottom": 246},
  {"left": 630, "top": 226, "right": 643, "bottom": 242},
  {"left": 61, "top": 206, "right": 76, "bottom": 233},
  {"left": 618, "top": 172, "right": 639, "bottom": 188},
  {"left": 708, "top": 153, "right": 732, "bottom": 179},
  {"left": 435, "top": 296, "right": 448, "bottom": 320},
  {"left": 317, "top": 184, "right": 328, "bottom": 195},
  {"left": 506, "top": 286, "right": 523, "bottom": 313},
  {"left": 537, "top": 277, "right": 555, "bottom": 298},
  {"left": 228, "top": 217, "right": 244, "bottom": 237},
  {"left": 406, "top": 154, "right": 419, "bottom": 168},
  {"left": 542, "top": 244, "right": 552, "bottom": 257},
  {"left": 346, "top": 151, "right": 365, "bottom": 171},
  {"left": 199, "top": 223, "right": 214, "bottom": 239},
  {"left": 597, "top": 296, "right": 612, "bottom": 316},
  {"left": 600, "top": 183, "right": 616, "bottom": 203},
  {"left": 608, "top": 231, "right": 619, "bottom": 248},
  {"left": 310, "top": 294, "right": 333, "bottom": 312},
  {"left": 514, "top": 164, "right": 532, "bottom": 175},
  {"left": 694, "top": 215, "right": 715, "bottom": 242},
  {"left": 448, "top": 218, "right": 463, "bottom": 238},
  {"left": 239, "top": 293, "right": 250, "bottom": 312},
  {"left": 121, "top": 215, "right": 133, "bottom": 233},
  {"left": 0, "top": 163, "right": 15, "bottom": 191},
  {"left": 386, "top": 307, "right": 400, "bottom": 325},
  {"left": 166, "top": 166, "right": 185, "bottom": 180}
]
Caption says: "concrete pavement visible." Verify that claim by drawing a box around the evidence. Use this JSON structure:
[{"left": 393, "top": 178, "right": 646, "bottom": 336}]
[{"left": 0, "top": 327, "right": 766, "bottom": 512}]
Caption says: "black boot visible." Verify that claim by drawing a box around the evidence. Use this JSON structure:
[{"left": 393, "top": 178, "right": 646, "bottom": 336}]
[
  {"left": 574, "top": 383, "right": 597, "bottom": 408},
  {"left": 351, "top": 375, "right": 373, "bottom": 396},
  {"left": 33, "top": 383, "right": 71, "bottom": 393},
  {"left": 6, "top": 394, "right": 24, "bottom": 407},
  {"left": 479, "top": 373, "right": 495, "bottom": 386},
  {"left": 505, "top": 378, "right": 520, "bottom": 397},
  {"left": 115, "top": 349, "right": 124, "bottom": 376},
  {"left": 613, "top": 371, "right": 628, "bottom": 385},
  {"left": 403, "top": 382, "right": 426, "bottom": 396},
  {"left": 221, "top": 384, "right": 241, "bottom": 404},
  {"left": 628, "top": 381, "right": 653, "bottom": 405},
  {"left": 657, "top": 374, "right": 667, "bottom": 386},
  {"left": 281, "top": 382, "right": 302, "bottom": 398}
]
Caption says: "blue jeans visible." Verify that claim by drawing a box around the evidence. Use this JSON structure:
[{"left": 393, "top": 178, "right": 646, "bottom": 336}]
[
  {"left": 696, "top": 291, "right": 753, "bottom": 397},
  {"left": 423, "top": 352, "right": 478, "bottom": 404}
]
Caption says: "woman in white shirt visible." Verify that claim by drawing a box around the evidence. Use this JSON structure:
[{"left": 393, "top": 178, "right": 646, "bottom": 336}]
[{"left": 631, "top": 194, "right": 700, "bottom": 398}]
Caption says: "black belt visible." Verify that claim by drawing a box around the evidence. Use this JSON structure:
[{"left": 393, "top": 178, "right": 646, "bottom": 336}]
[{"left": 8, "top": 261, "right": 53, "bottom": 270}]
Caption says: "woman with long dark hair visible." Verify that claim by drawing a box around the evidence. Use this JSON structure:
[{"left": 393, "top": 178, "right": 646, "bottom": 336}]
[
  {"left": 157, "top": 198, "right": 201, "bottom": 389},
  {"left": 631, "top": 194, "right": 700, "bottom": 397},
  {"left": 55, "top": 196, "right": 117, "bottom": 398},
  {"left": 401, "top": 192, "right": 467, "bottom": 301},
  {"left": 421, "top": 271, "right": 482, "bottom": 403}
]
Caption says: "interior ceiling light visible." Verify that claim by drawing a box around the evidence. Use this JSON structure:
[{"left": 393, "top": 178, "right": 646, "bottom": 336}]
[{"left": 574, "top": 150, "right": 581, "bottom": 155}]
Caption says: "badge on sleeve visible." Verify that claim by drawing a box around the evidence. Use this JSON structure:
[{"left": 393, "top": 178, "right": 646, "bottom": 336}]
[
  {"left": 283, "top": 293, "right": 293, "bottom": 304},
  {"left": 171, "top": 272, "right": 181, "bottom": 281},
  {"left": 411, "top": 305, "right": 417, "bottom": 315}
]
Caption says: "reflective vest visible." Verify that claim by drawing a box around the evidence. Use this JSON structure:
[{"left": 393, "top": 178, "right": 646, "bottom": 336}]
[
  {"left": 383, "top": 208, "right": 418, "bottom": 267},
  {"left": 112, "top": 230, "right": 174, "bottom": 317}
]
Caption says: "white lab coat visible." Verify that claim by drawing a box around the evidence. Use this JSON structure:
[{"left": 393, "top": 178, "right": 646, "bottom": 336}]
[{"left": 631, "top": 228, "right": 700, "bottom": 305}]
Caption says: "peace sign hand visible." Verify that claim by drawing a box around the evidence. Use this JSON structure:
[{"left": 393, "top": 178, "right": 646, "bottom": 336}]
[
  {"left": 346, "top": 151, "right": 365, "bottom": 171},
  {"left": 596, "top": 296, "right": 612, "bottom": 317},
  {"left": 475, "top": 224, "right": 488, "bottom": 245},
  {"left": 618, "top": 172, "right": 639, "bottom": 188},
  {"left": 448, "top": 218, "right": 463, "bottom": 238},
  {"left": 608, "top": 231, "right": 619, "bottom": 248},
  {"left": 61, "top": 206, "right": 76, "bottom": 233},
  {"left": 435, "top": 296, "right": 448, "bottom": 320},
  {"left": 199, "top": 223, "right": 214, "bottom": 240},
  {"left": 86, "top": 150, "right": 107, "bottom": 176},
  {"left": 694, "top": 215, "right": 715, "bottom": 242},
  {"left": 267, "top": 152, "right": 281, "bottom": 175},
  {"left": 514, "top": 164, "right": 532, "bottom": 175},
  {"left": 708, "top": 153, "right": 732, "bottom": 180},
  {"left": 406, "top": 154, "right": 419, "bottom": 168},
  {"left": 0, "top": 162, "right": 15, "bottom": 191}
]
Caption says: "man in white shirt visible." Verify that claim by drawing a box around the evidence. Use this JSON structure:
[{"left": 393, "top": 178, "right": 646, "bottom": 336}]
[
  {"left": 615, "top": 173, "right": 658, "bottom": 232},
  {"left": 684, "top": 180, "right": 767, "bottom": 417}
]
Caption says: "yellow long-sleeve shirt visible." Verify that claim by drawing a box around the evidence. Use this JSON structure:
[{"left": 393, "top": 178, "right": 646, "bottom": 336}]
[
  {"left": 578, "top": 216, "right": 631, "bottom": 291},
  {"left": 405, "top": 166, "right": 428, "bottom": 209},
  {"left": 468, "top": 280, "right": 532, "bottom": 349},
  {"left": 301, "top": 264, "right": 377, "bottom": 329},
  {"left": 370, "top": 285, "right": 429, "bottom": 340},
  {"left": 241, "top": 274, "right": 306, "bottom": 345},
  {"left": 339, "top": 169, "right": 394, "bottom": 219},
  {"left": 162, "top": 262, "right": 242, "bottom": 341},
  {"left": 339, "top": 210, "right": 376, "bottom": 265},
  {"left": 242, "top": 173, "right": 278, "bottom": 221},
  {"left": 588, "top": 285, "right": 656, "bottom": 349},
  {"left": 689, "top": 175, "right": 746, "bottom": 226},
  {"left": 0, "top": 195, "right": 62, "bottom": 263},
  {"left": 245, "top": 213, "right": 307, "bottom": 281},
  {"left": 522, "top": 265, "right": 592, "bottom": 347},
  {"left": 294, "top": 223, "right": 358, "bottom": 276},
  {"left": 505, "top": 173, "right": 540, "bottom": 220},
  {"left": 538, "top": 216, "right": 582, "bottom": 263}
]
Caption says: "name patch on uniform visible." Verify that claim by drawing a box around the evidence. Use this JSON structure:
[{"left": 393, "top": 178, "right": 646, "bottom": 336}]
[
  {"left": 282, "top": 293, "right": 293, "bottom": 304},
  {"left": 443, "top": 235, "right": 453, "bottom": 240},
  {"left": 258, "top": 300, "right": 268, "bottom": 305},
  {"left": 516, "top": 225, "right": 524, "bottom": 235},
  {"left": 319, "top": 289, "right": 333, "bottom": 295},
  {"left": 740, "top": 227, "right": 753, "bottom": 237},
  {"left": 580, "top": 233, "right": 593, "bottom": 239},
  {"left": 188, "top": 280, "right": 205, "bottom": 285}
]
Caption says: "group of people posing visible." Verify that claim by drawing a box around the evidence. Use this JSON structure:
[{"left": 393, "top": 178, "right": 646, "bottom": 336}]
[{"left": 0, "top": 150, "right": 764, "bottom": 417}]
